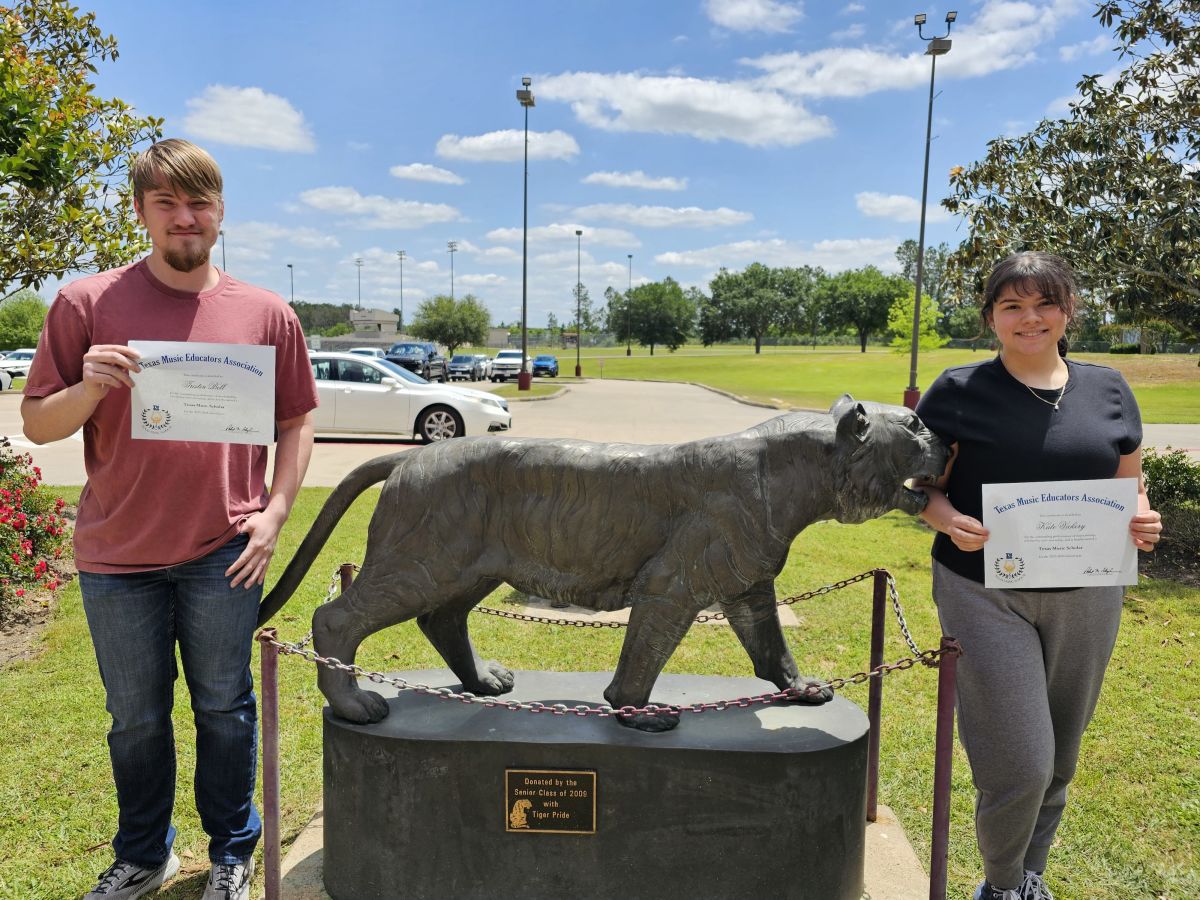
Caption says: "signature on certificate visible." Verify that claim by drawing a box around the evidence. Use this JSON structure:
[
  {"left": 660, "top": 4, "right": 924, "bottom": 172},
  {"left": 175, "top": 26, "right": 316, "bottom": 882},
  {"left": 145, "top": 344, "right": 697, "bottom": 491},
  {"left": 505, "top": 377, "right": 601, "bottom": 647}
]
[
  {"left": 1081, "top": 566, "right": 1120, "bottom": 576},
  {"left": 224, "top": 424, "right": 260, "bottom": 434}
]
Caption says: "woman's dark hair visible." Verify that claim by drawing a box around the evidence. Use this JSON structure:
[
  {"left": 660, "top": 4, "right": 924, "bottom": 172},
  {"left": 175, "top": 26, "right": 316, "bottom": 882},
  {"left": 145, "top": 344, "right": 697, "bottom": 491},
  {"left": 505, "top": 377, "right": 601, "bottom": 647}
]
[{"left": 981, "top": 252, "right": 1077, "bottom": 357}]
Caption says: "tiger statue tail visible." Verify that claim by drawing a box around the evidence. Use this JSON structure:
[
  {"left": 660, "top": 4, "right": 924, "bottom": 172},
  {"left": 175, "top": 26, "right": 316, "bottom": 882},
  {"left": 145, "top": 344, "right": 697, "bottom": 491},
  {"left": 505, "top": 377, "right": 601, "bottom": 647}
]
[{"left": 256, "top": 451, "right": 408, "bottom": 626}]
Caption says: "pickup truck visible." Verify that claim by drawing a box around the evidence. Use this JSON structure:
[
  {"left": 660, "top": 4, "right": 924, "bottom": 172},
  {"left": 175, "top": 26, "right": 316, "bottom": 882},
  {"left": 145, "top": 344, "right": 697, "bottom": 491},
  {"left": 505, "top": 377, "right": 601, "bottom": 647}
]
[{"left": 490, "top": 350, "right": 528, "bottom": 383}]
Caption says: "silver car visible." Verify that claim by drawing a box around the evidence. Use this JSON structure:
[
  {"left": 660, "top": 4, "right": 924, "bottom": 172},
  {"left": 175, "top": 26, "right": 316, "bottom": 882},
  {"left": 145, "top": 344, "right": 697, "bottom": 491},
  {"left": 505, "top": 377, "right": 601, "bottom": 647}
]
[{"left": 309, "top": 352, "right": 511, "bottom": 441}]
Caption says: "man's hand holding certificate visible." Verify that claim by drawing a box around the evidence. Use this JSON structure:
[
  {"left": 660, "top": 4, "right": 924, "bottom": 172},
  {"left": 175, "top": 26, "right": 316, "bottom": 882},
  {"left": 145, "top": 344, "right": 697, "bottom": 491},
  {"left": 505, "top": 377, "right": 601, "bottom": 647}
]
[
  {"left": 129, "top": 340, "right": 275, "bottom": 445},
  {"left": 982, "top": 478, "right": 1138, "bottom": 588}
]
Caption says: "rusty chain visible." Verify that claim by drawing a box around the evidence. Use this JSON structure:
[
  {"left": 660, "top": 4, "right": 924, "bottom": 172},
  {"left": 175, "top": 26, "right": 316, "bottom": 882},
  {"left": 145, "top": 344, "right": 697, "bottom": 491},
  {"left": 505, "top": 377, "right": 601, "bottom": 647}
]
[
  {"left": 259, "top": 632, "right": 955, "bottom": 720},
  {"left": 264, "top": 564, "right": 946, "bottom": 718}
]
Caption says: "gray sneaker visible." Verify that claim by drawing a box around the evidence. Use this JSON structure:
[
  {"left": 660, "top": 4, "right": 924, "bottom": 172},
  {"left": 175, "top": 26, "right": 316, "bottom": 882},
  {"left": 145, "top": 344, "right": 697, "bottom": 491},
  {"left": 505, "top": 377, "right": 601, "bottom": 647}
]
[
  {"left": 1021, "top": 870, "right": 1055, "bottom": 899},
  {"left": 84, "top": 852, "right": 179, "bottom": 898},
  {"left": 202, "top": 856, "right": 254, "bottom": 900}
]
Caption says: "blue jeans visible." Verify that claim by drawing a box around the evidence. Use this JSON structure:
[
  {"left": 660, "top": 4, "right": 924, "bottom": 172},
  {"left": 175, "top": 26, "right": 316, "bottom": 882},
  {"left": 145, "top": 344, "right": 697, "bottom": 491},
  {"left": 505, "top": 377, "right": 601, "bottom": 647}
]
[{"left": 80, "top": 534, "right": 262, "bottom": 867}]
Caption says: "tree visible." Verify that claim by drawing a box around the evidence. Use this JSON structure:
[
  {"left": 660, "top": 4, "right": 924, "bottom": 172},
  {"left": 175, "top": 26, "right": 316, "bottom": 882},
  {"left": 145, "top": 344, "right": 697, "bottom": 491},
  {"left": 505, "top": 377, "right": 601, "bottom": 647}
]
[
  {"left": 887, "top": 288, "right": 945, "bottom": 352},
  {"left": 604, "top": 286, "right": 633, "bottom": 343},
  {"left": 409, "top": 294, "right": 490, "bottom": 356},
  {"left": 895, "top": 240, "right": 953, "bottom": 308},
  {"left": 944, "top": 0, "right": 1200, "bottom": 336},
  {"left": 701, "top": 263, "right": 788, "bottom": 353},
  {"left": 774, "top": 266, "right": 825, "bottom": 348},
  {"left": 626, "top": 278, "right": 694, "bottom": 355},
  {"left": 546, "top": 312, "right": 559, "bottom": 332},
  {"left": 571, "top": 283, "right": 600, "bottom": 332},
  {"left": 0, "top": 288, "right": 46, "bottom": 348},
  {"left": 821, "top": 267, "right": 909, "bottom": 352},
  {"left": 293, "top": 301, "right": 354, "bottom": 333},
  {"left": 1, "top": 1, "right": 163, "bottom": 301}
]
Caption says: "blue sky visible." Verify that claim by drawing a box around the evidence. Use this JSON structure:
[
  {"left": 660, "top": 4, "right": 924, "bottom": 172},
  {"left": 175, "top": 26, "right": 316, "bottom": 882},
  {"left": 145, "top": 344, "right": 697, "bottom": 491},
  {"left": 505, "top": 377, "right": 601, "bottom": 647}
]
[{"left": 63, "top": 0, "right": 1121, "bottom": 329}]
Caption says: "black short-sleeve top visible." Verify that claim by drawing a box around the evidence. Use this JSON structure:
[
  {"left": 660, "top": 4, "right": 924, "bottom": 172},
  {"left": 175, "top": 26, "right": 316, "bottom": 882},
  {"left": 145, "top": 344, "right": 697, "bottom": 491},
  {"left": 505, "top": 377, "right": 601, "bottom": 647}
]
[{"left": 915, "top": 357, "right": 1142, "bottom": 584}]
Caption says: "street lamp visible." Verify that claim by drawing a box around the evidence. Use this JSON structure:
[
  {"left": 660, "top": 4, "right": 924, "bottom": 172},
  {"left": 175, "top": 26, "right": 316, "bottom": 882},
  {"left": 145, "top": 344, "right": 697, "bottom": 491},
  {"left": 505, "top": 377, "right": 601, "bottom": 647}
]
[
  {"left": 286, "top": 263, "right": 294, "bottom": 304},
  {"left": 575, "top": 229, "right": 583, "bottom": 378},
  {"left": 904, "top": 9, "right": 956, "bottom": 410},
  {"left": 625, "top": 253, "right": 633, "bottom": 357},
  {"left": 355, "top": 257, "right": 363, "bottom": 310},
  {"left": 517, "top": 75, "right": 535, "bottom": 391},
  {"left": 447, "top": 240, "right": 458, "bottom": 300},
  {"left": 218, "top": 230, "right": 226, "bottom": 270},
  {"left": 396, "top": 250, "right": 406, "bottom": 334}
]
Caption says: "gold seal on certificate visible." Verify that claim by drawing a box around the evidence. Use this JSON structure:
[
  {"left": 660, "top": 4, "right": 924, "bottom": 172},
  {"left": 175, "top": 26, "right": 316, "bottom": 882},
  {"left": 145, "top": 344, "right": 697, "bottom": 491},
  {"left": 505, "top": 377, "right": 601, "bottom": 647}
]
[
  {"left": 128, "top": 340, "right": 276, "bottom": 445},
  {"left": 982, "top": 478, "right": 1139, "bottom": 589}
]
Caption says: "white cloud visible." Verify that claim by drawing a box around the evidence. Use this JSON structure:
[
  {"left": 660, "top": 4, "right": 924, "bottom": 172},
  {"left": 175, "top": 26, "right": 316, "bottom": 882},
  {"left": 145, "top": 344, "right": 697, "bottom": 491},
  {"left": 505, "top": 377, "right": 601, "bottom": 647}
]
[
  {"left": 744, "top": 0, "right": 1082, "bottom": 99},
  {"left": 1059, "top": 34, "right": 1112, "bottom": 62},
  {"left": 582, "top": 170, "right": 688, "bottom": 191},
  {"left": 832, "top": 23, "right": 865, "bottom": 41},
  {"left": 842, "top": 2, "right": 865, "bottom": 13},
  {"left": 537, "top": 72, "right": 832, "bottom": 146},
  {"left": 183, "top": 86, "right": 316, "bottom": 152},
  {"left": 855, "top": 191, "right": 951, "bottom": 224},
  {"left": 389, "top": 163, "right": 465, "bottom": 185},
  {"left": 486, "top": 222, "right": 640, "bottom": 248},
  {"left": 436, "top": 130, "right": 580, "bottom": 162},
  {"left": 704, "top": 0, "right": 804, "bottom": 33},
  {"left": 299, "top": 186, "right": 461, "bottom": 229},
  {"left": 347, "top": 141, "right": 371, "bottom": 152},
  {"left": 573, "top": 203, "right": 753, "bottom": 228},
  {"left": 654, "top": 236, "right": 900, "bottom": 273},
  {"left": 480, "top": 246, "right": 521, "bottom": 261},
  {"left": 459, "top": 273, "right": 507, "bottom": 286}
]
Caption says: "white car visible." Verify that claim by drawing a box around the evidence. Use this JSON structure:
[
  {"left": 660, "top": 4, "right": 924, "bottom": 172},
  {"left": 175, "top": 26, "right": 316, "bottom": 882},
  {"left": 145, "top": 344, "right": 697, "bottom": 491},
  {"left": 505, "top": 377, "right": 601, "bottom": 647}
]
[
  {"left": 472, "top": 354, "right": 493, "bottom": 379},
  {"left": 347, "top": 347, "right": 387, "bottom": 358},
  {"left": 0, "top": 348, "right": 36, "bottom": 377},
  {"left": 490, "top": 349, "right": 530, "bottom": 382},
  {"left": 308, "top": 351, "right": 511, "bottom": 441}
]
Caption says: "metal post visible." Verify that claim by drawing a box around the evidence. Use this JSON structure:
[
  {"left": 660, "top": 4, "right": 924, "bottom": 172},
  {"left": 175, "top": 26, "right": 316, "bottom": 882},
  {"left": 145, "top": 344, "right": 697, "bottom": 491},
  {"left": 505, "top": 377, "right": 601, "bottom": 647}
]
[
  {"left": 340, "top": 562, "right": 356, "bottom": 592},
  {"left": 625, "top": 253, "right": 633, "bottom": 357},
  {"left": 396, "top": 250, "right": 406, "bottom": 334},
  {"left": 517, "top": 77, "right": 534, "bottom": 391},
  {"left": 257, "top": 627, "right": 281, "bottom": 900},
  {"left": 929, "top": 635, "right": 962, "bottom": 900},
  {"left": 286, "top": 263, "right": 294, "bottom": 305},
  {"left": 219, "top": 230, "right": 226, "bottom": 271},
  {"left": 575, "top": 229, "right": 583, "bottom": 378},
  {"left": 866, "top": 569, "right": 888, "bottom": 822},
  {"left": 904, "top": 53, "right": 938, "bottom": 410}
]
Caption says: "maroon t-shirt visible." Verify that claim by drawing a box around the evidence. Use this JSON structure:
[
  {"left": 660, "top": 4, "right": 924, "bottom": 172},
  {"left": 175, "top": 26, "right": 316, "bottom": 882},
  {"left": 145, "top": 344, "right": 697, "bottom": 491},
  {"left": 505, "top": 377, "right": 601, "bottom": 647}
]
[{"left": 24, "top": 261, "right": 318, "bottom": 573}]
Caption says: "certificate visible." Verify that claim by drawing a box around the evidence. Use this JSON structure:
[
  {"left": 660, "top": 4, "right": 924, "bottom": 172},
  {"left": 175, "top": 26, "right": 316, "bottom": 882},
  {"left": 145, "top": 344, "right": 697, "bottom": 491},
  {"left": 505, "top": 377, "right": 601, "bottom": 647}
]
[
  {"left": 982, "top": 479, "right": 1138, "bottom": 588},
  {"left": 129, "top": 340, "right": 275, "bottom": 445}
]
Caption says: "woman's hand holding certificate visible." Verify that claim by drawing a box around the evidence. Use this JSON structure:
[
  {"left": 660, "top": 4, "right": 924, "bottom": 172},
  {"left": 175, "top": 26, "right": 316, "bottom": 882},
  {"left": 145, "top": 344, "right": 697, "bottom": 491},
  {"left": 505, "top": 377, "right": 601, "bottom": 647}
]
[
  {"left": 128, "top": 340, "right": 276, "bottom": 445},
  {"left": 981, "top": 478, "right": 1139, "bottom": 588}
]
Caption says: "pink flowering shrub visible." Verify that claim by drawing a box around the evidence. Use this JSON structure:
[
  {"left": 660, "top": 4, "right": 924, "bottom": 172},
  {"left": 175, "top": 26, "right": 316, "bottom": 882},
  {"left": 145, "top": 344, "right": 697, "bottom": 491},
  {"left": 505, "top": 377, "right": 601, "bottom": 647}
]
[{"left": 0, "top": 437, "right": 70, "bottom": 623}]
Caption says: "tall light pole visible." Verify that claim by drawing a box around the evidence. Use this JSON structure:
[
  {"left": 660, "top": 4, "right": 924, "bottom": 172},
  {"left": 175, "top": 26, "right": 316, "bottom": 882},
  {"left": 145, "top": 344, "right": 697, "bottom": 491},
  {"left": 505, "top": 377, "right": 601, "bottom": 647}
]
[
  {"left": 904, "top": 10, "right": 956, "bottom": 410},
  {"left": 218, "top": 230, "right": 226, "bottom": 270},
  {"left": 447, "top": 241, "right": 458, "bottom": 300},
  {"left": 355, "top": 257, "right": 363, "bottom": 310},
  {"left": 575, "top": 229, "right": 583, "bottom": 377},
  {"left": 396, "top": 250, "right": 406, "bottom": 334},
  {"left": 516, "top": 76, "right": 535, "bottom": 391},
  {"left": 286, "top": 263, "right": 294, "bottom": 304},
  {"left": 625, "top": 253, "right": 633, "bottom": 357}
]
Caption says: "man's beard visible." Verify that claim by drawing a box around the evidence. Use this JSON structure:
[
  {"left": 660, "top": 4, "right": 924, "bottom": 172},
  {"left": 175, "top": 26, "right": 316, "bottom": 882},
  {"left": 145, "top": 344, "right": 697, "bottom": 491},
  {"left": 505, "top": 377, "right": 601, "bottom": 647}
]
[{"left": 163, "top": 244, "right": 211, "bottom": 273}]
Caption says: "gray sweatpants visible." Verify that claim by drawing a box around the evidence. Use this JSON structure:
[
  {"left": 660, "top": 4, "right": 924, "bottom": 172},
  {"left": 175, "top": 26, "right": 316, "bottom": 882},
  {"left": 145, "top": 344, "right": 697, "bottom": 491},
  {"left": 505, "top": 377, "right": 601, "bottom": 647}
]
[{"left": 932, "top": 561, "right": 1123, "bottom": 890}]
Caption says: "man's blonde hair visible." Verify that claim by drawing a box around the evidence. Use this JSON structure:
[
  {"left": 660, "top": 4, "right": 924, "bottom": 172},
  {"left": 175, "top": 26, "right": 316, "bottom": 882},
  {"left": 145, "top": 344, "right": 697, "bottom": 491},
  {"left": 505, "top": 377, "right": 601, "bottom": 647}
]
[{"left": 131, "top": 138, "right": 223, "bottom": 204}]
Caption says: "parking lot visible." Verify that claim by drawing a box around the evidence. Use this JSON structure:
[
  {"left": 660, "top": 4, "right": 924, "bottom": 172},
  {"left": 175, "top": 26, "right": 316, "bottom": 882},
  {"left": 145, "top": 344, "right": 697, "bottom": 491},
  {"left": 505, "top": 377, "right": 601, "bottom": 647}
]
[
  {"left": 3, "top": 380, "right": 1195, "bottom": 486},
  {"left": 0, "top": 380, "right": 779, "bottom": 486}
]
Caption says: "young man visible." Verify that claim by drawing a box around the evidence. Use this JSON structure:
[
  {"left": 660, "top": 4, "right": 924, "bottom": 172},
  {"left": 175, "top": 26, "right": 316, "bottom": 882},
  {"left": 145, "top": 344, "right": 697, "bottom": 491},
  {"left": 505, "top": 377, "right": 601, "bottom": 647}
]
[{"left": 21, "top": 139, "right": 317, "bottom": 900}]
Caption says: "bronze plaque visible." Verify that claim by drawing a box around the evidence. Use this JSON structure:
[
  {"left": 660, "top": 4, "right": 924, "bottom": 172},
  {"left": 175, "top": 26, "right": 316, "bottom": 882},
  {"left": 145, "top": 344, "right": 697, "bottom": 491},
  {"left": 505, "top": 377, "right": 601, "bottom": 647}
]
[{"left": 504, "top": 769, "right": 597, "bottom": 834}]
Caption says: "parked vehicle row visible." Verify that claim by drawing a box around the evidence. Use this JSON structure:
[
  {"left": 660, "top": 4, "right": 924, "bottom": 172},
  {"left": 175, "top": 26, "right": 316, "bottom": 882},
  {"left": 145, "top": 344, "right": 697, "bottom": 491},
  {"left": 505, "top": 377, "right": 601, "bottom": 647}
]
[
  {"left": 308, "top": 351, "right": 510, "bottom": 442},
  {"left": 0, "top": 349, "right": 36, "bottom": 378},
  {"left": 385, "top": 341, "right": 447, "bottom": 382}
]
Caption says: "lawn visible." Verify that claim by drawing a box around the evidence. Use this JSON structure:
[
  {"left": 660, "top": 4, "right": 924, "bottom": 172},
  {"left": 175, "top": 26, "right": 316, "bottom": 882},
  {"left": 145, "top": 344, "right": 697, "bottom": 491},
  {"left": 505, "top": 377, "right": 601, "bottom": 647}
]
[
  {"left": 0, "top": 486, "right": 1196, "bottom": 898},
  {"left": 562, "top": 346, "right": 1199, "bottom": 424}
]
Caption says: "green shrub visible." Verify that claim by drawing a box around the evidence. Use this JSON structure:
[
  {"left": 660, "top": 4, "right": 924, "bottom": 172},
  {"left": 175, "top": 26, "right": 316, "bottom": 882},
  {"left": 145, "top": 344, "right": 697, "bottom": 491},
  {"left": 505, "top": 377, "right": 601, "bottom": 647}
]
[
  {"left": 0, "top": 438, "right": 71, "bottom": 624},
  {"left": 1108, "top": 343, "right": 1141, "bottom": 354},
  {"left": 1142, "top": 447, "right": 1200, "bottom": 511}
]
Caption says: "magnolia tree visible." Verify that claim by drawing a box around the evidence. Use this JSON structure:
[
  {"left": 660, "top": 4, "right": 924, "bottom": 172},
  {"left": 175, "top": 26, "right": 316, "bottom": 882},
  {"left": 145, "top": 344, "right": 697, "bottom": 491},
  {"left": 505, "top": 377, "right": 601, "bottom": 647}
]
[
  {"left": 1, "top": 1, "right": 162, "bottom": 301},
  {"left": 944, "top": 0, "right": 1200, "bottom": 336}
]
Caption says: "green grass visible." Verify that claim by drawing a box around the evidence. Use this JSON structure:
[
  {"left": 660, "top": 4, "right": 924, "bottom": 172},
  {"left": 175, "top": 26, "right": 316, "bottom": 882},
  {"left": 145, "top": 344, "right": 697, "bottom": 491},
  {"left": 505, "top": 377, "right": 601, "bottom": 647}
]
[
  {"left": 0, "top": 487, "right": 1196, "bottom": 898},
  {"left": 489, "top": 381, "right": 563, "bottom": 400},
  {"left": 559, "top": 346, "right": 1200, "bottom": 424}
]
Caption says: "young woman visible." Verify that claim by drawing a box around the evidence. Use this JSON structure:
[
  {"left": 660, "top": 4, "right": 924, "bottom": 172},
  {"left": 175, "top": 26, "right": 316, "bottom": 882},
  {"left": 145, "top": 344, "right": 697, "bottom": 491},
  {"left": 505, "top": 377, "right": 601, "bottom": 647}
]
[{"left": 914, "top": 252, "right": 1162, "bottom": 900}]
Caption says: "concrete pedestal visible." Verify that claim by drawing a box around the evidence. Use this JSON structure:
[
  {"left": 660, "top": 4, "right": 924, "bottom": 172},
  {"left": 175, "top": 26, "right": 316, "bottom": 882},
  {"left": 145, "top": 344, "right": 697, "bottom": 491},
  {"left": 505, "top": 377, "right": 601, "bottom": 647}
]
[{"left": 323, "top": 670, "right": 869, "bottom": 900}]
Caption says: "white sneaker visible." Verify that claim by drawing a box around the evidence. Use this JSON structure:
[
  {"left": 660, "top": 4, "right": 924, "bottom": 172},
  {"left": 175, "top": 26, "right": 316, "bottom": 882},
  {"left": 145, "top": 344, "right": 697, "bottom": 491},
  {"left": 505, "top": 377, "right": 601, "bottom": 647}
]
[
  {"left": 84, "top": 852, "right": 179, "bottom": 899},
  {"left": 201, "top": 856, "right": 254, "bottom": 900}
]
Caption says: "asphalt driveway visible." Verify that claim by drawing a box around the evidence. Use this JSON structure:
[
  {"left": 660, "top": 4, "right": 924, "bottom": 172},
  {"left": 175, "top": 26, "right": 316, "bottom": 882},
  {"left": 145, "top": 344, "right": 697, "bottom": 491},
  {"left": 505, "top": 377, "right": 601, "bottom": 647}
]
[{"left": 3, "top": 380, "right": 1196, "bottom": 486}]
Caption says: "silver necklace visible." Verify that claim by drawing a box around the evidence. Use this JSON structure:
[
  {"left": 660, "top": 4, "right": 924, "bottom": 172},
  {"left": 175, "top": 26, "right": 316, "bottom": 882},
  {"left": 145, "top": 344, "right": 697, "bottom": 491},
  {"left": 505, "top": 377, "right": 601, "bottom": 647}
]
[{"left": 1023, "top": 378, "right": 1067, "bottom": 410}]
